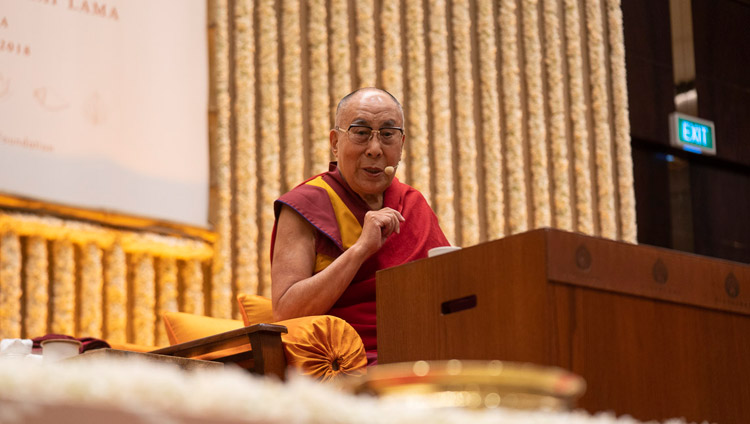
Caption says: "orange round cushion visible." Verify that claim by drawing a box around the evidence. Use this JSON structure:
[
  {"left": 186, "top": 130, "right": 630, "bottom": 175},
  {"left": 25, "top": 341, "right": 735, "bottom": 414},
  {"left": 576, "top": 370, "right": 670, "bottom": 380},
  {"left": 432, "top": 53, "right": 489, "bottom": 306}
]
[{"left": 274, "top": 315, "right": 367, "bottom": 382}]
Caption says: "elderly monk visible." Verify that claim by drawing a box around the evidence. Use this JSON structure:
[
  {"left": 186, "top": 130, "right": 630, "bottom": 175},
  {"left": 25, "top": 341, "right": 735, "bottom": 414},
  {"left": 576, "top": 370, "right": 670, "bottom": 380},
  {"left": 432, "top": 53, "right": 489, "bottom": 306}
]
[{"left": 271, "top": 87, "right": 449, "bottom": 364}]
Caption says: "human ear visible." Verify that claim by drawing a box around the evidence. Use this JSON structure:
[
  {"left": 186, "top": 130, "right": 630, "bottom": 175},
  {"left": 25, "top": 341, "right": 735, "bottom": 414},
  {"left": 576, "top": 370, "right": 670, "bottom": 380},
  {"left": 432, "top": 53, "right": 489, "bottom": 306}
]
[{"left": 330, "top": 129, "right": 339, "bottom": 157}]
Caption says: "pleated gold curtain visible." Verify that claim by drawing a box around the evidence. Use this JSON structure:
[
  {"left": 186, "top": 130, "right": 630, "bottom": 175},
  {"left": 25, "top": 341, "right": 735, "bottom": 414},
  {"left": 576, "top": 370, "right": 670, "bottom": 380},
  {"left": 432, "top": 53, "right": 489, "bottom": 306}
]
[{"left": 0, "top": 0, "right": 636, "bottom": 341}]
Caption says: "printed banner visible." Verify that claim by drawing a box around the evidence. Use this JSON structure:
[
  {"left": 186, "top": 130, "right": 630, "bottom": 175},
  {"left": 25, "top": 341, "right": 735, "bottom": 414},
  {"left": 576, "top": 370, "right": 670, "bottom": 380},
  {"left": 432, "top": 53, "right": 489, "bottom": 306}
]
[{"left": 0, "top": 0, "right": 209, "bottom": 228}]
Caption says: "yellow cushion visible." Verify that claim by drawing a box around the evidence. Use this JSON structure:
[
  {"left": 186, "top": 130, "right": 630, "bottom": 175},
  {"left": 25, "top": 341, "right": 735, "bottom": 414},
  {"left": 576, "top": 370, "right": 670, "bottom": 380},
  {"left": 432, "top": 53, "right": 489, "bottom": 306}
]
[
  {"left": 162, "top": 311, "right": 244, "bottom": 345},
  {"left": 237, "top": 293, "right": 274, "bottom": 326}
]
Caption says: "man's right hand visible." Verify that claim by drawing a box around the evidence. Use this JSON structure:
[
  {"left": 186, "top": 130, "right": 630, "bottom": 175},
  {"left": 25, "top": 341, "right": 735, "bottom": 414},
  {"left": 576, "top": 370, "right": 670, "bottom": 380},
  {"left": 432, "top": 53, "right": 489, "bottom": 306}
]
[{"left": 356, "top": 207, "right": 405, "bottom": 257}]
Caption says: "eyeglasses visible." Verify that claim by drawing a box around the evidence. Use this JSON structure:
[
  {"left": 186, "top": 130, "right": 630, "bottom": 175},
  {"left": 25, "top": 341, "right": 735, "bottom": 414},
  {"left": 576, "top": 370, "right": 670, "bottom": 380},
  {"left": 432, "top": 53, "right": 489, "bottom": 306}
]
[{"left": 335, "top": 124, "right": 404, "bottom": 146}]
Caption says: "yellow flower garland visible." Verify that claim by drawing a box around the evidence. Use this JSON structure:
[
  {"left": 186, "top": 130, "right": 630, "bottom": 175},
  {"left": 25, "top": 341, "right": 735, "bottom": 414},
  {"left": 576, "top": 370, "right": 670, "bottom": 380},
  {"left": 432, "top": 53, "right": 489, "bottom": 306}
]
[
  {"left": 543, "top": 0, "right": 573, "bottom": 231},
  {"left": 477, "top": 0, "right": 504, "bottom": 241},
  {"left": 0, "top": 232, "right": 22, "bottom": 338},
  {"left": 258, "top": 0, "right": 281, "bottom": 299},
  {"left": 428, "top": 0, "right": 455, "bottom": 244},
  {"left": 404, "top": 0, "right": 430, "bottom": 198},
  {"left": 564, "top": 0, "right": 594, "bottom": 235},
  {"left": 452, "top": 0, "right": 479, "bottom": 246},
  {"left": 209, "top": 0, "right": 233, "bottom": 318},
  {"left": 522, "top": 0, "right": 551, "bottom": 229},
  {"left": 585, "top": 0, "right": 616, "bottom": 239},
  {"left": 380, "top": 0, "right": 406, "bottom": 184},
  {"left": 181, "top": 259, "right": 205, "bottom": 316},
  {"left": 500, "top": 0, "right": 528, "bottom": 234},
  {"left": 282, "top": 0, "right": 304, "bottom": 190},
  {"left": 132, "top": 254, "right": 155, "bottom": 346},
  {"left": 51, "top": 239, "right": 75, "bottom": 335},
  {"left": 233, "top": 0, "right": 260, "bottom": 300},
  {"left": 308, "top": 0, "right": 330, "bottom": 175},
  {"left": 380, "top": 0, "right": 403, "bottom": 101},
  {"left": 0, "top": 203, "right": 211, "bottom": 262},
  {"left": 24, "top": 236, "right": 49, "bottom": 338},
  {"left": 104, "top": 243, "right": 127, "bottom": 343},
  {"left": 156, "top": 257, "right": 178, "bottom": 347},
  {"left": 329, "top": 0, "right": 351, "bottom": 120},
  {"left": 606, "top": 0, "right": 637, "bottom": 243},
  {"left": 355, "top": 0, "right": 376, "bottom": 87},
  {"left": 79, "top": 242, "right": 103, "bottom": 338}
]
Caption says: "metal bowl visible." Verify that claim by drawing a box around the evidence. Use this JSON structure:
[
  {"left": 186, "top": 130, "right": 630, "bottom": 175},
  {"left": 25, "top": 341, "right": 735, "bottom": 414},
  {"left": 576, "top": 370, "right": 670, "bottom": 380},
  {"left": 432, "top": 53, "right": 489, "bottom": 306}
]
[{"left": 345, "top": 360, "right": 586, "bottom": 411}]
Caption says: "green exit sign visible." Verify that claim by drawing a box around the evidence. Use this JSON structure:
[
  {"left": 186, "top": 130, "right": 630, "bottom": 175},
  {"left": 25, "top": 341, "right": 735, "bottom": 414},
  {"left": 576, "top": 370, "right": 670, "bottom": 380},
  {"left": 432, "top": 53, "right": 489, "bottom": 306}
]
[{"left": 669, "top": 112, "right": 716, "bottom": 155}]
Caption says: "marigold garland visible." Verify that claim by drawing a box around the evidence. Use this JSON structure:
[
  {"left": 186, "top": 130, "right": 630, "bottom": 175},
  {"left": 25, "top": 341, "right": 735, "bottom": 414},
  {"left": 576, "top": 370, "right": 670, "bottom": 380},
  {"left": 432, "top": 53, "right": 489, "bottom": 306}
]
[
  {"left": 180, "top": 259, "right": 205, "bottom": 316},
  {"left": 404, "top": 0, "right": 430, "bottom": 199},
  {"left": 258, "top": 0, "right": 281, "bottom": 299},
  {"left": 380, "top": 0, "right": 403, "bottom": 101},
  {"left": 209, "top": 0, "right": 233, "bottom": 318},
  {"left": 428, "top": 0, "right": 455, "bottom": 244},
  {"left": 522, "top": 0, "right": 551, "bottom": 229},
  {"left": 233, "top": 0, "right": 260, "bottom": 299},
  {"left": 477, "top": 0, "right": 504, "bottom": 241},
  {"left": 156, "top": 257, "right": 178, "bottom": 347},
  {"left": 79, "top": 242, "right": 103, "bottom": 338},
  {"left": 355, "top": 0, "right": 376, "bottom": 87},
  {"left": 564, "top": 0, "right": 594, "bottom": 235},
  {"left": 282, "top": 0, "right": 304, "bottom": 190},
  {"left": 24, "top": 236, "right": 48, "bottom": 338},
  {"left": 0, "top": 231, "right": 22, "bottom": 338},
  {"left": 380, "top": 0, "right": 406, "bottom": 184},
  {"left": 308, "top": 0, "right": 330, "bottom": 174},
  {"left": 104, "top": 243, "right": 127, "bottom": 343},
  {"left": 500, "top": 0, "right": 528, "bottom": 234},
  {"left": 543, "top": 0, "right": 573, "bottom": 231},
  {"left": 606, "top": 0, "right": 637, "bottom": 243},
  {"left": 452, "top": 0, "right": 479, "bottom": 246},
  {"left": 131, "top": 254, "right": 155, "bottom": 346},
  {"left": 329, "top": 0, "right": 352, "bottom": 122},
  {"left": 51, "top": 239, "right": 75, "bottom": 336},
  {"left": 0, "top": 212, "right": 212, "bottom": 260},
  {"left": 585, "top": 0, "right": 616, "bottom": 239}
]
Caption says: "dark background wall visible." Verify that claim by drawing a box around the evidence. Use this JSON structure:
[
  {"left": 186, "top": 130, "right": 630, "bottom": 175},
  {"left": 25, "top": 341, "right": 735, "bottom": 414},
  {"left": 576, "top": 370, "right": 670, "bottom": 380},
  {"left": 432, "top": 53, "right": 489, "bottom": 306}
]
[{"left": 624, "top": 0, "right": 750, "bottom": 264}]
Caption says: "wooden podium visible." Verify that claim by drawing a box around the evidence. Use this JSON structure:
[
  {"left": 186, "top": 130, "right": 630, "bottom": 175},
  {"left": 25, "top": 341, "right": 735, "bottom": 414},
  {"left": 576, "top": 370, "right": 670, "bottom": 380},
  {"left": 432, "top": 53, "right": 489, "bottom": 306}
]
[{"left": 376, "top": 228, "right": 750, "bottom": 423}]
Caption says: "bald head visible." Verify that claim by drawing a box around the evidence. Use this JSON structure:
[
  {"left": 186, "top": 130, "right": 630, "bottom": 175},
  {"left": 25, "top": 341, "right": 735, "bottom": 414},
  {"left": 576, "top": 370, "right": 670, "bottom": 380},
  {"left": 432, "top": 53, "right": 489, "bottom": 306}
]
[{"left": 335, "top": 87, "right": 404, "bottom": 127}]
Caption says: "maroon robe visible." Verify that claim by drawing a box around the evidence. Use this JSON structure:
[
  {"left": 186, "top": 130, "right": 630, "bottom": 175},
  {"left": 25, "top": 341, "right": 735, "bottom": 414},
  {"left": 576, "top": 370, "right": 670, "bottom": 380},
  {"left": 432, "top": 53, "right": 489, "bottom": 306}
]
[{"left": 271, "top": 163, "right": 449, "bottom": 363}]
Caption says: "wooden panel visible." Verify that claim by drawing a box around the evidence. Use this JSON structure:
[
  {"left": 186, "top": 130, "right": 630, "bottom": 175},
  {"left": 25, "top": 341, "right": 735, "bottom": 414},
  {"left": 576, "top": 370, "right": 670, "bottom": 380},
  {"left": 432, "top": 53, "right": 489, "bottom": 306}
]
[
  {"left": 565, "top": 286, "right": 750, "bottom": 422},
  {"left": 545, "top": 229, "right": 750, "bottom": 315},
  {"left": 377, "top": 231, "right": 553, "bottom": 364},
  {"left": 377, "top": 228, "right": 750, "bottom": 423}
]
